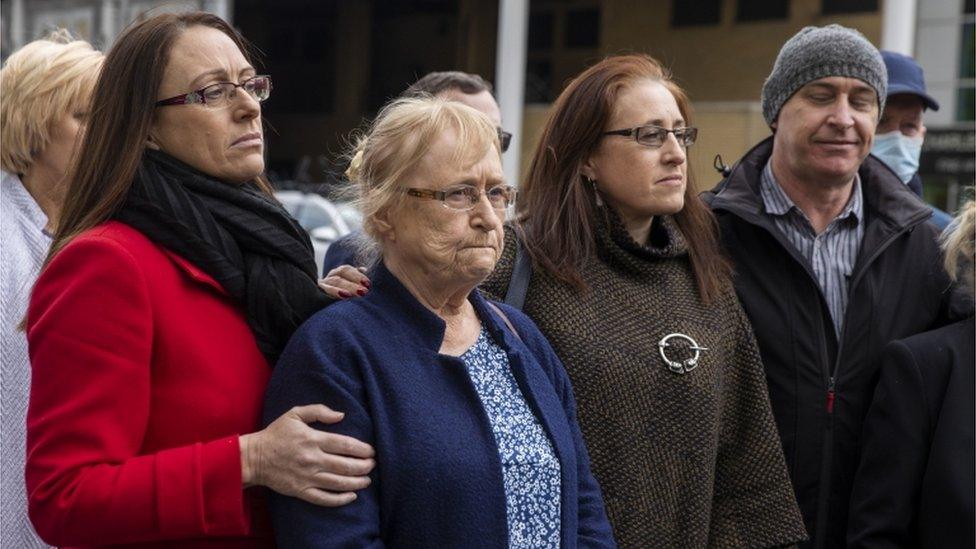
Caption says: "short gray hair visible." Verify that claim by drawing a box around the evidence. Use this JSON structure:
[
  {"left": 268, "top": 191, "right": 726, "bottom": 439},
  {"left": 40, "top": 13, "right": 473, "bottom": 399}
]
[
  {"left": 344, "top": 95, "right": 500, "bottom": 266},
  {"left": 403, "top": 71, "right": 493, "bottom": 99}
]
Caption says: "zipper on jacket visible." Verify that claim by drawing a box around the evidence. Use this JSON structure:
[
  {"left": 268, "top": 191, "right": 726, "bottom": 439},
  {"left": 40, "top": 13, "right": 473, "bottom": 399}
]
[{"left": 825, "top": 376, "right": 835, "bottom": 414}]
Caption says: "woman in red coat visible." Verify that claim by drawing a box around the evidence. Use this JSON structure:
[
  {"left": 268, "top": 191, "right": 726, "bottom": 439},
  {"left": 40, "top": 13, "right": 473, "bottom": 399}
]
[{"left": 25, "top": 12, "right": 374, "bottom": 547}]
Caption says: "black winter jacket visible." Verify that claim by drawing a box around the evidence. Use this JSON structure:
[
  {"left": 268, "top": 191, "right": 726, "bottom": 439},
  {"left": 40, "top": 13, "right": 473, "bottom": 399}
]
[
  {"left": 703, "top": 137, "right": 962, "bottom": 548},
  {"left": 847, "top": 316, "right": 975, "bottom": 548}
]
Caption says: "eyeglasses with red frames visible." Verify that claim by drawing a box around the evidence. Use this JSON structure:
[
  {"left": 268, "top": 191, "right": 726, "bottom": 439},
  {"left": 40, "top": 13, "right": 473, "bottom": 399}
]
[
  {"left": 405, "top": 184, "right": 517, "bottom": 211},
  {"left": 155, "top": 75, "right": 272, "bottom": 109}
]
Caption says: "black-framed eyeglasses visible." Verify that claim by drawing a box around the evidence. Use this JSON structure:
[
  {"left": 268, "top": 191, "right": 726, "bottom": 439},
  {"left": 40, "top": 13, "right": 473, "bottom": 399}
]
[
  {"left": 405, "top": 184, "right": 517, "bottom": 211},
  {"left": 155, "top": 75, "right": 272, "bottom": 109},
  {"left": 497, "top": 128, "right": 513, "bottom": 153},
  {"left": 602, "top": 124, "right": 698, "bottom": 148}
]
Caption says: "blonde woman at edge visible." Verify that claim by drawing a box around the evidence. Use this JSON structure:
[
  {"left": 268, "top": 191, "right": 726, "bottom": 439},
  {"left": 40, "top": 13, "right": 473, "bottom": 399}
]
[{"left": 0, "top": 30, "right": 103, "bottom": 548}]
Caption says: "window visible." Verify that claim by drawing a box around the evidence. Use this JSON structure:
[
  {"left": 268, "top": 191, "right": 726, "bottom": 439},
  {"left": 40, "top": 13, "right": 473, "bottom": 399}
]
[
  {"left": 526, "top": 2, "right": 600, "bottom": 103},
  {"left": 266, "top": 20, "right": 336, "bottom": 114},
  {"left": 737, "top": 0, "right": 789, "bottom": 22},
  {"left": 957, "top": 22, "right": 975, "bottom": 122},
  {"left": 529, "top": 11, "right": 554, "bottom": 51},
  {"left": 672, "top": 0, "right": 721, "bottom": 27},
  {"left": 822, "top": 0, "right": 877, "bottom": 15},
  {"left": 525, "top": 59, "right": 553, "bottom": 103},
  {"left": 957, "top": 88, "right": 974, "bottom": 122},
  {"left": 565, "top": 8, "right": 599, "bottom": 48}
]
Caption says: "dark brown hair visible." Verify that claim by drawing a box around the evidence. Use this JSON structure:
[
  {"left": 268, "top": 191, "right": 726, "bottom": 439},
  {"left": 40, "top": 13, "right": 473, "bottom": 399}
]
[
  {"left": 518, "top": 54, "right": 731, "bottom": 303},
  {"left": 403, "top": 71, "right": 493, "bottom": 98},
  {"left": 44, "top": 11, "right": 267, "bottom": 266}
]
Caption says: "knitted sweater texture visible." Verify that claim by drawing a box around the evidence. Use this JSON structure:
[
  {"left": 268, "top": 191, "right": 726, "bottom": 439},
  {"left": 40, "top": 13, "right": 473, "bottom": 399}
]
[{"left": 482, "top": 211, "right": 806, "bottom": 548}]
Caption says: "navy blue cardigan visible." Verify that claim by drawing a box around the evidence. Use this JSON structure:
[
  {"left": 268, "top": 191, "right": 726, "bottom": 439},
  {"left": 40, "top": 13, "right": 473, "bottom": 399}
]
[{"left": 263, "top": 263, "right": 616, "bottom": 548}]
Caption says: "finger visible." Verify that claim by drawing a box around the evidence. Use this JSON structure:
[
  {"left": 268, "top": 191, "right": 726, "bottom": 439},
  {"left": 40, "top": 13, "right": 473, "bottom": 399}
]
[
  {"left": 291, "top": 403, "right": 345, "bottom": 425},
  {"left": 315, "top": 432, "right": 376, "bottom": 459},
  {"left": 311, "top": 470, "right": 372, "bottom": 492},
  {"left": 320, "top": 276, "right": 368, "bottom": 297},
  {"left": 317, "top": 282, "right": 351, "bottom": 299},
  {"left": 327, "top": 265, "right": 371, "bottom": 287},
  {"left": 313, "top": 452, "right": 376, "bottom": 477},
  {"left": 298, "top": 487, "right": 358, "bottom": 507}
]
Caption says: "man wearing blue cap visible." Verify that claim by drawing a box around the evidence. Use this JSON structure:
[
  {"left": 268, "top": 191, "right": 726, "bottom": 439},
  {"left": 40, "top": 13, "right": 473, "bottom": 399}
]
[{"left": 872, "top": 50, "right": 953, "bottom": 229}]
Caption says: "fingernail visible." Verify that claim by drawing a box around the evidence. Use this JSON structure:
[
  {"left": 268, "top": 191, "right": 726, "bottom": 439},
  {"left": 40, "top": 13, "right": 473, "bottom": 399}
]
[
  {"left": 338, "top": 290, "right": 351, "bottom": 299},
  {"left": 362, "top": 280, "right": 371, "bottom": 289},
  {"left": 356, "top": 288, "right": 367, "bottom": 297}
]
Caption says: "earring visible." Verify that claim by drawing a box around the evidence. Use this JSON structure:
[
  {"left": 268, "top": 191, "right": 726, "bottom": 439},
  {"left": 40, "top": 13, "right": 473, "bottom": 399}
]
[{"left": 583, "top": 175, "right": 604, "bottom": 207}]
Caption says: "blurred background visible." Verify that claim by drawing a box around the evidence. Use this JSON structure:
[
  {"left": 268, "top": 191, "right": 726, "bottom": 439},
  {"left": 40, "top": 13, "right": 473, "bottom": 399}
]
[{"left": 1, "top": 0, "right": 973, "bottom": 216}]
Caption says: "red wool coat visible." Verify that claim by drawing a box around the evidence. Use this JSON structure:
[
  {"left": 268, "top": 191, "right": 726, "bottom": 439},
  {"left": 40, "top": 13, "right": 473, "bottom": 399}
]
[{"left": 26, "top": 221, "right": 274, "bottom": 548}]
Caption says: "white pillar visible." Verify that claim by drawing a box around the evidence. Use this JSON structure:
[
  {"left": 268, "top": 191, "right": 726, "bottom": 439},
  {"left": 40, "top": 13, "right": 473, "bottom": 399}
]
[
  {"left": 881, "top": 0, "right": 918, "bottom": 54},
  {"left": 495, "top": 0, "right": 529, "bottom": 186},
  {"left": 11, "top": 0, "right": 25, "bottom": 50},
  {"left": 203, "top": 0, "right": 232, "bottom": 23},
  {"left": 100, "top": 0, "right": 116, "bottom": 49}
]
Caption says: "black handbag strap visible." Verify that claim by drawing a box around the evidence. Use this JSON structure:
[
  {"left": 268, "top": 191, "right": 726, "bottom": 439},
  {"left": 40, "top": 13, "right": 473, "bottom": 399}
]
[{"left": 503, "top": 231, "right": 532, "bottom": 311}]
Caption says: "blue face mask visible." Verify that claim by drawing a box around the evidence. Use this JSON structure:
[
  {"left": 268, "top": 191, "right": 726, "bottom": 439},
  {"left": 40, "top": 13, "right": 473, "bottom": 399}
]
[{"left": 871, "top": 130, "right": 923, "bottom": 184}]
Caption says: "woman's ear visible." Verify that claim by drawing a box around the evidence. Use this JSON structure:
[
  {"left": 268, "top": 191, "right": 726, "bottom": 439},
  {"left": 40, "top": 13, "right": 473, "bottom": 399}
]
[
  {"left": 372, "top": 208, "right": 396, "bottom": 243},
  {"left": 146, "top": 131, "right": 161, "bottom": 151},
  {"left": 581, "top": 156, "right": 598, "bottom": 181}
]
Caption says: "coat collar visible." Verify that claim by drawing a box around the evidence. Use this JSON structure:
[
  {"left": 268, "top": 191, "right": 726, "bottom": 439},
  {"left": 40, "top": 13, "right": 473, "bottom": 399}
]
[
  {"left": 161, "top": 249, "right": 229, "bottom": 296},
  {"left": 2, "top": 171, "right": 51, "bottom": 238},
  {"left": 706, "top": 136, "right": 932, "bottom": 232},
  {"left": 361, "top": 261, "right": 518, "bottom": 355}
]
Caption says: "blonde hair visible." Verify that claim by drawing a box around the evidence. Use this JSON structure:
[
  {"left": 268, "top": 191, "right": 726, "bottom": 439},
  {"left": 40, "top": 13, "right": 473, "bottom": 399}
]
[
  {"left": 344, "top": 95, "right": 500, "bottom": 265},
  {"left": 0, "top": 30, "right": 103, "bottom": 174},
  {"left": 942, "top": 198, "right": 976, "bottom": 297}
]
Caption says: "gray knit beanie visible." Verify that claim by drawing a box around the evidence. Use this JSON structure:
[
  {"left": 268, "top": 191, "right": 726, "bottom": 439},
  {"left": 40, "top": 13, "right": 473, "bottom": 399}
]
[{"left": 762, "top": 24, "right": 887, "bottom": 126}]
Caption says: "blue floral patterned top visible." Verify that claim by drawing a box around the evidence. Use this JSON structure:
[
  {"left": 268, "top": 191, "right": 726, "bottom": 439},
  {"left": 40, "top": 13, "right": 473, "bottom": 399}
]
[{"left": 460, "top": 327, "right": 562, "bottom": 548}]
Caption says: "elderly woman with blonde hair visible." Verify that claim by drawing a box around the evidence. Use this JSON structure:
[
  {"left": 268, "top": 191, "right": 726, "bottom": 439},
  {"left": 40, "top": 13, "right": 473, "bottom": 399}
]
[
  {"left": 849, "top": 199, "right": 976, "bottom": 548},
  {"left": 0, "top": 30, "right": 103, "bottom": 548},
  {"left": 263, "top": 96, "right": 616, "bottom": 548}
]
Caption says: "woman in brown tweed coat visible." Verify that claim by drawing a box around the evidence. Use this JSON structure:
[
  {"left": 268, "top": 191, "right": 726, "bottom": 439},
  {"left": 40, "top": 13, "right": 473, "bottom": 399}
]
[
  {"left": 324, "top": 54, "right": 806, "bottom": 548},
  {"left": 477, "top": 54, "right": 806, "bottom": 548}
]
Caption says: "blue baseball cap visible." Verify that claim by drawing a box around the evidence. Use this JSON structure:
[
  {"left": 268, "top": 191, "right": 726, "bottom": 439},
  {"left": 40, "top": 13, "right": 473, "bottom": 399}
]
[{"left": 881, "top": 50, "right": 940, "bottom": 111}]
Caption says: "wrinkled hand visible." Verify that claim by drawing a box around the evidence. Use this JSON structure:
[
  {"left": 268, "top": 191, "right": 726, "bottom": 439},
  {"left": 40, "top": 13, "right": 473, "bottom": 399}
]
[
  {"left": 241, "top": 404, "right": 376, "bottom": 506},
  {"left": 318, "top": 265, "right": 371, "bottom": 300}
]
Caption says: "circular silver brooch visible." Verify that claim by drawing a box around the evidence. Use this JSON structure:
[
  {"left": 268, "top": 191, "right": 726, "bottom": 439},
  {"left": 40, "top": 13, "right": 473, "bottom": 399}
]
[{"left": 658, "top": 333, "right": 708, "bottom": 375}]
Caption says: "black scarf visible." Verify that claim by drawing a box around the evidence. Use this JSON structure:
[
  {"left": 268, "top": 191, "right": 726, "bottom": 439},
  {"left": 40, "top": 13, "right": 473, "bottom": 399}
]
[{"left": 115, "top": 150, "right": 333, "bottom": 365}]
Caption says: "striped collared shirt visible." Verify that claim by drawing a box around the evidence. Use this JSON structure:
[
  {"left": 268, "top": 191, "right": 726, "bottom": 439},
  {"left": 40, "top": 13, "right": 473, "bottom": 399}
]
[{"left": 759, "top": 162, "right": 864, "bottom": 339}]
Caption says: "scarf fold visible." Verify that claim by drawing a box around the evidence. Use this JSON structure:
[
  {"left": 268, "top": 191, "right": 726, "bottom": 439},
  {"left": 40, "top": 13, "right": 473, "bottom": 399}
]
[
  {"left": 115, "top": 150, "right": 332, "bottom": 365},
  {"left": 594, "top": 207, "right": 688, "bottom": 277}
]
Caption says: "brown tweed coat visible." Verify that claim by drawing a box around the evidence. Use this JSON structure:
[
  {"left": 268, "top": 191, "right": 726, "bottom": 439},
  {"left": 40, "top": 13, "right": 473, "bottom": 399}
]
[{"left": 482, "top": 212, "right": 806, "bottom": 548}]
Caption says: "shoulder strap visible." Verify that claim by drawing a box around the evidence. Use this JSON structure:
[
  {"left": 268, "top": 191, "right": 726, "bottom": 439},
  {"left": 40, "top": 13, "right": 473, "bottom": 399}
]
[
  {"left": 503, "top": 230, "right": 532, "bottom": 310},
  {"left": 486, "top": 301, "right": 522, "bottom": 342}
]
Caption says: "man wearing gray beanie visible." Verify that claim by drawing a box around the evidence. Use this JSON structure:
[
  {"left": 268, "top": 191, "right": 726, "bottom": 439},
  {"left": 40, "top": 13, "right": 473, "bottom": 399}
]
[{"left": 704, "top": 24, "right": 965, "bottom": 549}]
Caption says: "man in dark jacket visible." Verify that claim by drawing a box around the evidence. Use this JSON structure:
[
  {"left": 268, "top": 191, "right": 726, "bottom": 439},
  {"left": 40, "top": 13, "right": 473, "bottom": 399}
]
[{"left": 703, "top": 25, "right": 962, "bottom": 548}]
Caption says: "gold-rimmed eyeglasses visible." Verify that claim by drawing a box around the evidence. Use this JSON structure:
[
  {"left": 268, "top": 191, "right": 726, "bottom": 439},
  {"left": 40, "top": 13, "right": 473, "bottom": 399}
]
[{"left": 405, "top": 184, "right": 517, "bottom": 211}]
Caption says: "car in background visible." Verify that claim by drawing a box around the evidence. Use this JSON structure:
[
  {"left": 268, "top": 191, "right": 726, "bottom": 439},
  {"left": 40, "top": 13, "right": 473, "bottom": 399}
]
[{"left": 274, "top": 190, "right": 362, "bottom": 270}]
